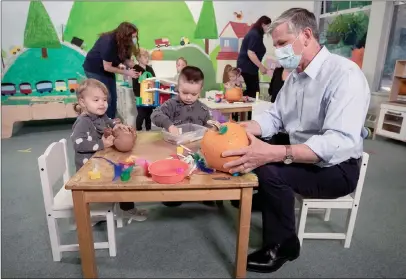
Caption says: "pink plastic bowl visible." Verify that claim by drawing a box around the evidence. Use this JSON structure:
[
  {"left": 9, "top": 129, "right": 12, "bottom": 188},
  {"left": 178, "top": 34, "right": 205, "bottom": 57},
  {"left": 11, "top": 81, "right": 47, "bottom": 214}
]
[{"left": 148, "top": 159, "right": 189, "bottom": 184}]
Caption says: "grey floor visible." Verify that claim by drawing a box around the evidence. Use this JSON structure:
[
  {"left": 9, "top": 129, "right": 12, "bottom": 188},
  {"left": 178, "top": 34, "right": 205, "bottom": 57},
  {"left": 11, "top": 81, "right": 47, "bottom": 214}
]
[{"left": 2, "top": 120, "right": 406, "bottom": 278}]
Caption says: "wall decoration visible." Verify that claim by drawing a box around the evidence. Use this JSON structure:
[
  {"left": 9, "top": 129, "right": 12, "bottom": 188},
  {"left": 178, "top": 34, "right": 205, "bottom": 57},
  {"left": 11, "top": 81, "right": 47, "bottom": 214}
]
[
  {"left": 215, "top": 21, "right": 251, "bottom": 83},
  {"left": 160, "top": 45, "right": 216, "bottom": 93},
  {"left": 233, "top": 11, "right": 243, "bottom": 21},
  {"left": 63, "top": 1, "right": 204, "bottom": 51},
  {"left": 194, "top": 0, "right": 218, "bottom": 54},
  {"left": 24, "top": 1, "right": 61, "bottom": 59}
]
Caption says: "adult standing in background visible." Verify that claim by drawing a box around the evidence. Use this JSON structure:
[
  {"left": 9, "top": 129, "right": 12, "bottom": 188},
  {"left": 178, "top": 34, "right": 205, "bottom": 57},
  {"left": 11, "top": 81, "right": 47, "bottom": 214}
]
[
  {"left": 83, "top": 22, "right": 141, "bottom": 118},
  {"left": 237, "top": 16, "right": 272, "bottom": 103}
]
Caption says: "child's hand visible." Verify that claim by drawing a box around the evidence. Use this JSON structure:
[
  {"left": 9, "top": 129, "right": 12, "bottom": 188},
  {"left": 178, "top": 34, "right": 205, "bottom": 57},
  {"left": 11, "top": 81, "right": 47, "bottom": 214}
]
[
  {"left": 102, "top": 135, "right": 115, "bottom": 148},
  {"left": 168, "top": 125, "right": 179, "bottom": 135},
  {"left": 113, "top": 124, "right": 130, "bottom": 132}
]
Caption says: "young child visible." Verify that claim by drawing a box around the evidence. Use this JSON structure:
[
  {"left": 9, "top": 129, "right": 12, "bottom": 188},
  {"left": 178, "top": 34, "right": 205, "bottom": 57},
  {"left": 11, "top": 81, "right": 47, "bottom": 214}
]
[
  {"left": 174, "top": 57, "right": 187, "bottom": 81},
  {"left": 223, "top": 64, "right": 243, "bottom": 90},
  {"left": 151, "top": 66, "right": 214, "bottom": 207},
  {"left": 71, "top": 78, "right": 148, "bottom": 222},
  {"left": 132, "top": 48, "right": 156, "bottom": 131},
  {"left": 152, "top": 65, "right": 211, "bottom": 135}
]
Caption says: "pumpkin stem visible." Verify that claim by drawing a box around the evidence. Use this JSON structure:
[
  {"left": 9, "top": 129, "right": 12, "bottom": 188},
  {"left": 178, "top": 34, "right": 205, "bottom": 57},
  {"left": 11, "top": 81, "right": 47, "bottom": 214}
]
[{"left": 207, "top": 120, "right": 221, "bottom": 131}]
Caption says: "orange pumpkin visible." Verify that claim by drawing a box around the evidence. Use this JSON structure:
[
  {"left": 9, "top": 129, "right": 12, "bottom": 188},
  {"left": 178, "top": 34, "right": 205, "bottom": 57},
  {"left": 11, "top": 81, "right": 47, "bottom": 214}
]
[
  {"left": 151, "top": 50, "right": 164, "bottom": 60},
  {"left": 225, "top": 87, "right": 243, "bottom": 103},
  {"left": 200, "top": 121, "right": 249, "bottom": 173}
]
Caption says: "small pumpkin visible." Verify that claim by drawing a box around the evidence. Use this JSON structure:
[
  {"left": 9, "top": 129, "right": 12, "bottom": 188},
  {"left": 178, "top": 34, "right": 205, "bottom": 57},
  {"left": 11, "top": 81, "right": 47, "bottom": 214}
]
[
  {"left": 112, "top": 126, "right": 137, "bottom": 152},
  {"left": 200, "top": 120, "right": 249, "bottom": 173},
  {"left": 225, "top": 87, "right": 243, "bottom": 103},
  {"left": 151, "top": 50, "right": 164, "bottom": 60}
]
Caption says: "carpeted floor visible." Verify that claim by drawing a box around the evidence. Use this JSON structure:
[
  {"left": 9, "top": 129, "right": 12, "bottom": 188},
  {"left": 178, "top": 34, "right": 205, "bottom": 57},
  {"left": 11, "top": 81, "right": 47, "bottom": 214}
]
[{"left": 1, "top": 120, "right": 406, "bottom": 278}]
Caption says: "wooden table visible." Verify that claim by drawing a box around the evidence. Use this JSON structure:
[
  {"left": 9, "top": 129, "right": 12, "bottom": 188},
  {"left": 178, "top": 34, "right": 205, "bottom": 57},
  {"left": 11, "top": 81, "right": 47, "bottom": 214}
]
[
  {"left": 200, "top": 97, "right": 271, "bottom": 121},
  {"left": 65, "top": 132, "right": 258, "bottom": 278}
]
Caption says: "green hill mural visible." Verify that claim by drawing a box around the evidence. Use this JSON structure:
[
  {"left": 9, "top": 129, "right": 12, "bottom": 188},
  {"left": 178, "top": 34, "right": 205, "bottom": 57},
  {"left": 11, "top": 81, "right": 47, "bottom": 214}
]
[
  {"left": 63, "top": 1, "right": 204, "bottom": 51},
  {"left": 160, "top": 45, "right": 218, "bottom": 94},
  {"left": 2, "top": 45, "right": 85, "bottom": 97}
]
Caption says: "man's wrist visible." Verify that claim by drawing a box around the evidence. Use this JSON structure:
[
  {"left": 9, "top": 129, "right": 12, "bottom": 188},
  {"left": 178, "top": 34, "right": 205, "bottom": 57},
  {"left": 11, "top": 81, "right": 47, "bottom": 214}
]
[{"left": 265, "top": 144, "right": 286, "bottom": 164}]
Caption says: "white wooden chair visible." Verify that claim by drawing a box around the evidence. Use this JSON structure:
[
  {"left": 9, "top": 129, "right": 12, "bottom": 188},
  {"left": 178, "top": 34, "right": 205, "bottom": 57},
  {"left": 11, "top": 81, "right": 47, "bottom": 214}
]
[
  {"left": 38, "top": 139, "right": 117, "bottom": 261},
  {"left": 296, "top": 152, "right": 369, "bottom": 248}
]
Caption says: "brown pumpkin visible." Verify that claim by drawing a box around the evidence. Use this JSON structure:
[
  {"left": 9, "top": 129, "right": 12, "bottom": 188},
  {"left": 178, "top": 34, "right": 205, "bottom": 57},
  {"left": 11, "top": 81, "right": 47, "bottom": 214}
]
[
  {"left": 200, "top": 121, "right": 249, "bottom": 173},
  {"left": 112, "top": 126, "right": 137, "bottom": 152},
  {"left": 151, "top": 50, "right": 164, "bottom": 60},
  {"left": 225, "top": 87, "right": 243, "bottom": 103}
]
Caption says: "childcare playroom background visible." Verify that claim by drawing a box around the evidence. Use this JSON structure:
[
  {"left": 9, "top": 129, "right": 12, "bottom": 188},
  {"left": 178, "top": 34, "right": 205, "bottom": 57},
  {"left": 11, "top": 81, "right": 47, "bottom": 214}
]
[{"left": 1, "top": 1, "right": 313, "bottom": 98}]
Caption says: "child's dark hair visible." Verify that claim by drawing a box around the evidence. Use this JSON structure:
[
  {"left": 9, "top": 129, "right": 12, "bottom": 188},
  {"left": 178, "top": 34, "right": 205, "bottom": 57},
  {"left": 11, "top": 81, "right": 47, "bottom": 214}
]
[
  {"left": 73, "top": 78, "right": 109, "bottom": 114},
  {"left": 178, "top": 66, "right": 204, "bottom": 84},
  {"left": 222, "top": 64, "right": 241, "bottom": 83}
]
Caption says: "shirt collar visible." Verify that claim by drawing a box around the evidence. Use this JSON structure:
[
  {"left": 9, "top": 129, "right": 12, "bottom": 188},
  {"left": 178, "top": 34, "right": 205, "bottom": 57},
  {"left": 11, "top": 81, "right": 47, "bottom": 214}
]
[{"left": 303, "top": 46, "right": 330, "bottom": 80}]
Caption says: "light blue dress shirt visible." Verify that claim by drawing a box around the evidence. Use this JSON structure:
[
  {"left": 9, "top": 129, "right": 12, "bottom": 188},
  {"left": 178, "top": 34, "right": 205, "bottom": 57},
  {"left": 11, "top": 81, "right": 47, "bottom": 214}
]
[{"left": 253, "top": 47, "right": 370, "bottom": 167}]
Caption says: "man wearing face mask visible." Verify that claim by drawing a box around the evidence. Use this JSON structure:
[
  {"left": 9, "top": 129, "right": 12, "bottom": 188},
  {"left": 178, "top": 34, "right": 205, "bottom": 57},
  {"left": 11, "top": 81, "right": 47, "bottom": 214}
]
[{"left": 221, "top": 8, "right": 370, "bottom": 273}]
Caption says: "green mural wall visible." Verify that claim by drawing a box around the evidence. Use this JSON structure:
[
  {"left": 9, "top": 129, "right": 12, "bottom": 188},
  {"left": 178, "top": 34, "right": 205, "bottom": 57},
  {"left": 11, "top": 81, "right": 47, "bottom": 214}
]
[{"left": 63, "top": 1, "right": 205, "bottom": 51}]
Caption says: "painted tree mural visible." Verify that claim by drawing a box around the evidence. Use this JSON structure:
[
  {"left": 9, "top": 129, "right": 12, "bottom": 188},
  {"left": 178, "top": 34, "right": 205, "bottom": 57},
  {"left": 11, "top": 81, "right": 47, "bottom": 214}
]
[
  {"left": 1, "top": 49, "right": 6, "bottom": 68},
  {"left": 194, "top": 0, "right": 218, "bottom": 54},
  {"left": 24, "top": 1, "right": 61, "bottom": 59}
]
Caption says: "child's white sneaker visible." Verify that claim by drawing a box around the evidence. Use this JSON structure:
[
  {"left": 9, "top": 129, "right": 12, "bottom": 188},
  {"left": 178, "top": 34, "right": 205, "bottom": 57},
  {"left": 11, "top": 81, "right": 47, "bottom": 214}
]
[{"left": 125, "top": 208, "right": 148, "bottom": 224}]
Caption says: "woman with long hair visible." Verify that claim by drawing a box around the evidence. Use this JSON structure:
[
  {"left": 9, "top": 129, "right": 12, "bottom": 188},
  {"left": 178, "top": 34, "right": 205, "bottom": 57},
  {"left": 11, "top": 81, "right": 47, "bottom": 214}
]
[
  {"left": 237, "top": 15, "right": 272, "bottom": 118},
  {"left": 83, "top": 22, "right": 141, "bottom": 118}
]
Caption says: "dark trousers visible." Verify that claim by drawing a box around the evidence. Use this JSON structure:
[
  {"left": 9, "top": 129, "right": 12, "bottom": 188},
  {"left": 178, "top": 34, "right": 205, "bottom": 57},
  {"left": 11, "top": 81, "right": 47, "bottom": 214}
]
[
  {"left": 241, "top": 72, "right": 260, "bottom": 120},
  {"left": 254, "top": 143, "right": 361, "bottom": 246},
  {"left": 120, "top": 202, "right": 134, "bottom": 211},
  {"left": 136, "top": 107, "right": 153, "bottom": 131},
  {"left": 84, "top": 71, "right": 117, "bottom": 119}
]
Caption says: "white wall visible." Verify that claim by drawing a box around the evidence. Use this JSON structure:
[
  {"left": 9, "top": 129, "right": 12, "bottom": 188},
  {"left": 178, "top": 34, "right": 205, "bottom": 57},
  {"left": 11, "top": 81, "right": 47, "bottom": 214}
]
[{"left": 1, "top": 1, "right": 314, "bottom": 53}]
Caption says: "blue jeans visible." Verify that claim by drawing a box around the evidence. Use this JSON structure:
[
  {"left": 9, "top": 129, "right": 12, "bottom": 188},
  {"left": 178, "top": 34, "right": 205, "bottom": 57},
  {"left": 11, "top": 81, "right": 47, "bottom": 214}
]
[{"left": 84, "top": 71, "right": 117, "bottom": 118}]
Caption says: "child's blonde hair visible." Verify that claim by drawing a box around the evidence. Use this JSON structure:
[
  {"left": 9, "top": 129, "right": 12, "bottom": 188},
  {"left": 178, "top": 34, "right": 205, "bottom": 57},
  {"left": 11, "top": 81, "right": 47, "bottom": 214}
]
[
  {"left": 176, "top": 57, "right": 187, "bottom": 65},
  {"left": 136, "top": 48, "right": 149, "bottom": 60},
  {"left": 223, "top": 64, "right": 241, "bottom": 84},
  {"left": 73, "top": 78, "right": 109, "bottom": 114}
]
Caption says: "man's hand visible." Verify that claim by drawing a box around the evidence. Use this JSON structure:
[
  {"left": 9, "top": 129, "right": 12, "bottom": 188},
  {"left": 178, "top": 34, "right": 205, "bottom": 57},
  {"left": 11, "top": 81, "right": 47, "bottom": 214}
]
[
  {"left": 102, "top": 135, "right": 115, "bottom": 148},
  {"left": 222, "top": 132, "right": 284, "bottom": 174},
  {"left": 168, "top": 125, "right": 179, "bottom": 135},
  {"left": 240, "top": 121, "right": 262, "bottom": 136}
]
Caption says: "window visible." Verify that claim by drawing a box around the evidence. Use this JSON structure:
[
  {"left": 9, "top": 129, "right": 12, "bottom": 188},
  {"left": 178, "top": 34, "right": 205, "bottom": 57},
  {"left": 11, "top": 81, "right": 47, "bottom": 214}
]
[
  {"left": 224, "top": 40, "right": 230, "bottom": 47},
  {"left": 379, "top": 3, "right": 406, "bottom": 92},
  {"left": 319, "top": 1, "right": 371, "bottom": 60}
]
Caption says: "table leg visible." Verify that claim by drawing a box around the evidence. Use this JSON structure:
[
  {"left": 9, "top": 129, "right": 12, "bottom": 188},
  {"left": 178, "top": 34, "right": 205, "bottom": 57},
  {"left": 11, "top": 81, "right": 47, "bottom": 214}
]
[
  {"left": 235, "top": 187, "right": 253, "bottom": 278},
  {"left": 72, "top": 191, "right": 98, "bottom": 278}
]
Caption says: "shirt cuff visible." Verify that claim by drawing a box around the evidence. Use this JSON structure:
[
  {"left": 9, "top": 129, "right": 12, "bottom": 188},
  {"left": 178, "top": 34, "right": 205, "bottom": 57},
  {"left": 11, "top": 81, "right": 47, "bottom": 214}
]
[
  {"left": 303, "top": 135, "right": 337, "bottom": 165},
  {"left": 252, "top": 114, "right": 276, "bottom": 138}
]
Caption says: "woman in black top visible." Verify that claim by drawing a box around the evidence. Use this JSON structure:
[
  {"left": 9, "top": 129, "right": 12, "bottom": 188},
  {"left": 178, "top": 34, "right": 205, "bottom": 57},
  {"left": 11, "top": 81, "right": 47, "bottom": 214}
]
[
  {"left": 268, "top": 67, "right": 289, "bottom": 103},
  {"left": 237, "top": 16, "right": 272, "bottom": 99},
  {"left": 83, "top": 22, "right": 141, "bottom": 118}
]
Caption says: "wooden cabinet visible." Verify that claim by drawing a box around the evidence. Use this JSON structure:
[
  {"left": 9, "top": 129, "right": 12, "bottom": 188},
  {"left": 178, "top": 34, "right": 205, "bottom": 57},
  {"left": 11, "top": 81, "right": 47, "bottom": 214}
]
[{"left": 375, "top": 102, "right": 406, "bottom": 142}]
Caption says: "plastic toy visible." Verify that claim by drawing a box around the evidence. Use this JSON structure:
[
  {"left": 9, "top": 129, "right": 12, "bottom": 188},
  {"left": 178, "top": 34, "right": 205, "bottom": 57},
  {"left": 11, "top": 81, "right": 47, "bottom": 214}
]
[
  {"left": 139, "top": 72, "right": 154, "bottom": 105},
  {"left": 88, "top": 160, "right": 101, "bottom": 180},
  {"left": 148, "top": 159, "right": 189, "bottom": 184},
  {"left": 93, "top": 157, "right": 135, "bottom": 181},
  {"left": 137, "top": 76, "right": 177, "bottom": 108}
]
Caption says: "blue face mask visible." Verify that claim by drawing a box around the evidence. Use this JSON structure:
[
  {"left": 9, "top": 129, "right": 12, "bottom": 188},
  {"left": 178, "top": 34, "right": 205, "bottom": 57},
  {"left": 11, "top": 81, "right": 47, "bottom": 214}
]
[
  {"left": 132, "top": 37, "right": 137, "bottom": 45},
  {"left": 274, "top": 35, "right": 304, "bottom": 70}
]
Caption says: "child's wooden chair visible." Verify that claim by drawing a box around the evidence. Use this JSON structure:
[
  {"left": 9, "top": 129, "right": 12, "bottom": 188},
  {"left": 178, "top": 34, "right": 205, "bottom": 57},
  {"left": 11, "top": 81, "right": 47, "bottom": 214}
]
[{"left": 38, "top": 139, "right": 117, "bottom": 261}]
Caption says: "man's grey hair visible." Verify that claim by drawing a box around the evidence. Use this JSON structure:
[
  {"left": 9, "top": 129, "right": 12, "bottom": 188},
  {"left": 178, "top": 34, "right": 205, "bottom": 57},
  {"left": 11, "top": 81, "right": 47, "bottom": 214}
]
[{"left": 269, "top": 8, "right": 320, "bottom": 41}]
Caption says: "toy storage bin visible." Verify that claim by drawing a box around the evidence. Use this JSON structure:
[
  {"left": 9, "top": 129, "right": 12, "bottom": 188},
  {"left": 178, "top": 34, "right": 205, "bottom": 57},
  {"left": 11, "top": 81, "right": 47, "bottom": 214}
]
[{"left": 162, "top": 123, "right": 207, "bottom": 145}]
